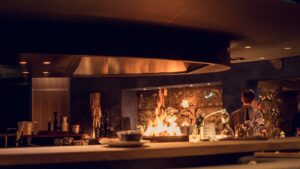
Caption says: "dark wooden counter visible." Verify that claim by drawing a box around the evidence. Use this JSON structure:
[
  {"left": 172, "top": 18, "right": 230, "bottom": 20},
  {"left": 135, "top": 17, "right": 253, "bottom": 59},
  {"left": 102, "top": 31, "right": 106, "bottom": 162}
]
[
  {"left": 0, "top": 137, "right": 299, "bottom": 168},
  {"left": 0, "top": 131, "right": 82, "bottom": 138}
]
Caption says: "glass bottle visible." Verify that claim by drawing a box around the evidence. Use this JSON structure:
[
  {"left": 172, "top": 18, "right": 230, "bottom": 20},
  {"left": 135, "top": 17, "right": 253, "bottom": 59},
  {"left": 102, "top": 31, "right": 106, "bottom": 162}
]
[
  {"left": 99, "top": 116, "right": 104, "bottom": 137},
  {"left": 54, "top": 111, "right": 59, "bottom": 131},
  {"left": 61, "top": 116, "right": 68, "bottom": 132},
  {"left": 48, "top": 118, "right": 54, "bottom": 131},
  {"left": 101, "top": 116, "right": 106, "bottom": 137},
  {"left": 95, "top": 121, "right": 100, "bottom": 138},
  {"left": 106, "top": 109, "right": 111, "bottom": 137}
]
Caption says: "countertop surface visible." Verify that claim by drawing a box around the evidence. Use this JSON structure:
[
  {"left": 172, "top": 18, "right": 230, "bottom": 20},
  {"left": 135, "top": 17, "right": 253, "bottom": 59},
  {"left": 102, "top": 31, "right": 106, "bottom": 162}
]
[{"left": 0, "top": 137, "right": 300, "bottom": 166}]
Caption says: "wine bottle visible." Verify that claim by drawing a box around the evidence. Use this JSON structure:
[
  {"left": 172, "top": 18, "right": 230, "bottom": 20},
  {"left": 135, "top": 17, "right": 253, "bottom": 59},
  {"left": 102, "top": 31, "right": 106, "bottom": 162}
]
[
  {"left": 54, "top": 112, "right": 59, "bottom": 131},
  {"left": 106, "top": 109, "right": 111, "bottom": 137},
  {"left": 48, "top": 118, "right": 54, "bottom": 131},
  {"left": 95, "top": 121, "right": 100, "bottom": 138},
  {"left": 100, "top": 116, "right": 106, "bottom": 137}
]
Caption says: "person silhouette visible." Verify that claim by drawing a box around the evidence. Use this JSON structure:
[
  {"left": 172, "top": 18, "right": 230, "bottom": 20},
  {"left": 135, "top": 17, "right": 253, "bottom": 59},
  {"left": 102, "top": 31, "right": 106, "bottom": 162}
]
[{"left": 231, "top": 89, "right": 266, "bottom": 137}]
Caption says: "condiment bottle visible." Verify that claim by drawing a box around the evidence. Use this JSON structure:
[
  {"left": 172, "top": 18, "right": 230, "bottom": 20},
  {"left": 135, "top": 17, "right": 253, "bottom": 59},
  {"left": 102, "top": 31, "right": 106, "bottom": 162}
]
[
  {"left": 95, "top": 121, "right": 100, "bottom": 138},
  {"left": 61, "top": 116, "right": 69, "bottom": 132},
  {"left": 54, "top": 111, "right": 60, "bottom": 131},
  {"left": 48, "top": 118, "right": 54, "bottom": 131}
]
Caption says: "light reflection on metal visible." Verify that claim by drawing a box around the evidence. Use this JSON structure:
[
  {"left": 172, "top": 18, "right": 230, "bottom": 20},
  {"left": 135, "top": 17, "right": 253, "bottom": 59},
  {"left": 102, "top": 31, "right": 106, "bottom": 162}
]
[{"left": 74, "top": 56, "right": 230, "bottom": 76}]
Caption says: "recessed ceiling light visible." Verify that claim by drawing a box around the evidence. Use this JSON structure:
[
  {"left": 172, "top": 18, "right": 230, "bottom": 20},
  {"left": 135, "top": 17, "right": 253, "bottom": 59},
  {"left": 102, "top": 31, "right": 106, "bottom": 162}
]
[
  {"left": 43, "top": 61, "right": 51, "bottom": 64},
  {"left": 284, "top": 47, "right": 292, "bottom": 50},
  {"left": 259, "top": 57, "right": 265, "bottom": 60},
  {"left": 22, "top": 71, "right": 29, "bottom": 74},
  {"left": 43, "top": 71, "right": 49, "bottom": 74},
  {"left": 244, "top": 46, "right": 252, "bottom": 49},
  {"left": 19, "top": 61, "right": 27, "bottom": 65}
]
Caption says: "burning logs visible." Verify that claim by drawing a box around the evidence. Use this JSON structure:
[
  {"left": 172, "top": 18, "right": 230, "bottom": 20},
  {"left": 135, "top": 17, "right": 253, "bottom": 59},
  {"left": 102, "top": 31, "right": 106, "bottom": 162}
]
[{"left": 143, "top": 88, "right": 183, "bottom": 137}]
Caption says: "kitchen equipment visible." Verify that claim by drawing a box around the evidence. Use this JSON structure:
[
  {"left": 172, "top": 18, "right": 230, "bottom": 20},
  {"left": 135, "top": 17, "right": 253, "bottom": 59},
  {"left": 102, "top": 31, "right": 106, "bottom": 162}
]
[
  {"left": 32, "top": 121, "right": 39, "bottom": 135},
  {"left": 71, "top": 125, "right": 80, "bottom": 134},
  {"left": 17, "top": 121, "right": 33, "bottom": 136},
  {"left": 117, "top": 130, "right": 142, "bottom": 141},
  {"left": 16, "top": 121, "right": 34, "bottom": 146},
  {"left": 53, "top": 139, "right": 63, "bottom": 146},
  {"left": 63, "top": 137, "right": 74, "bottom": 145}
]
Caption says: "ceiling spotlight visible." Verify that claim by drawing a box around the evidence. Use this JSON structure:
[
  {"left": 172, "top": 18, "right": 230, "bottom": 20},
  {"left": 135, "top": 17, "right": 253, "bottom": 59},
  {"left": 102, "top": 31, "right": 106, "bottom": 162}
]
[
  {"left": 189, "top": 84, "right": 194, "bottom": 87},
  {"left": 43, "top": 61, "right": 51, "bottom": 65},
  {"left": 284, "top": 47, "right": 292, "bottom": 50},
  {"left": 259, "top": 57, "right": 265, "bottom": 60},
  {"left": 244, "top": 46, "right": 252, "bottom": 49},
  {"left": 207, "top": 83, "right": 211, "bottom": 86},
  {"left": 43, "top": 71, "right": 49, "bottom": 74},
  {"left": 22, "top": 71, "right": 29, "bottom": 74},
  {"left": 19, "top": 61, "right": 27, "bottom": 65},
  {"left": 143, "top": 88, "right": 147, "bottom": 91}
]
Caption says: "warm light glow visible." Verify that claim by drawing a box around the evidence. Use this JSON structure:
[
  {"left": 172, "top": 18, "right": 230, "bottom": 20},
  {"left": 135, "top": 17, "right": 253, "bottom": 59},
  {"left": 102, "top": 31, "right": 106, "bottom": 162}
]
[
  {"left": 259, "top": 57, "right": 265, "bottom": 60},
  {"left": 143, "top": 88, "right": 182, "bottom": 137},
  {"left": 43, "top": 61, "right": 51, "bottom": 64},
  {"left": 43, "top": 71, "right": 49, "bottom": 74},
  {"left": 245, "top": 46, "right": 252, "bottom": 49},
  {"left": 284, "top": 47, "right": 292, "bottom": 50},
  {"left": 143, "top": 110, "right": 182, "bottom": 136},
  {"left": 204, "top": 92, "right": 215, "bottom": 99},
  {"left": 181, "top": 99, "right": 190, "bottom": 108},
  {"left": 22, "top": 71, "right": 29, "bottom": 74},
  {"left": 19, "top": 61, "right": 27, "bottom": 65},
  {"left": 181, "top": 121, "right": 189, "bottom": 127}
]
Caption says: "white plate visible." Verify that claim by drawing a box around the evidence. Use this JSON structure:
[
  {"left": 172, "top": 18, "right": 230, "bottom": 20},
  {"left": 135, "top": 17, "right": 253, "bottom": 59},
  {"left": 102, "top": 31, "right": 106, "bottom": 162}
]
[{"left": 107, "top": 141, "right": 145, "bottom": 147}]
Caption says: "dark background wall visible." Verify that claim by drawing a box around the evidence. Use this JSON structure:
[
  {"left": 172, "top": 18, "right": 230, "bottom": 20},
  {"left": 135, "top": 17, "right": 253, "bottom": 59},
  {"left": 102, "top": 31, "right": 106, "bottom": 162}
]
[
  {"left": 0, "top": 78, "right": 31, "bottom": 133},
  {"left": 70, "top": 56, "right": 300, "bottom": 133},
  {"left": 1, "top": 57, "right": 299, "bottom": 135}
]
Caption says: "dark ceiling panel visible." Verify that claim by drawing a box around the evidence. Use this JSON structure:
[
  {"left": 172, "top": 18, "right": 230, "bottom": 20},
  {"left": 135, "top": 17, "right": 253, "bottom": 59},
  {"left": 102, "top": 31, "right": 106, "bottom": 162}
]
[
  {"left": 0, "top": 0, "right": 299, "bottom": 61},
  {"left": 0, "top": 17, "right": 231, "bottom": 65},
  {"left": 18, "top": 53, "right": 81, "bottom": 77}
]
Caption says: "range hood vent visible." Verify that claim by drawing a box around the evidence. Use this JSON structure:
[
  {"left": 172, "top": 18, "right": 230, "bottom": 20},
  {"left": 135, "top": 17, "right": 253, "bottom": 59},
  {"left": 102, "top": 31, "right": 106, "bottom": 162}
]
[{"left": 73, "top": 56, "right": 230, "bottom": 76}]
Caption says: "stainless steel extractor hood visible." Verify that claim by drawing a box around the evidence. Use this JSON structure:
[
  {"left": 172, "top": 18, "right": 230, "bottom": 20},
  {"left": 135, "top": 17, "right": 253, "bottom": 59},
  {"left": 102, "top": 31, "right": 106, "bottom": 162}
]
[
  {"left": 1, "top": 15, "right": 232, "bottom": 77},
  {"left": 73, "top": 56, "right": 230, "bottom": 76}
]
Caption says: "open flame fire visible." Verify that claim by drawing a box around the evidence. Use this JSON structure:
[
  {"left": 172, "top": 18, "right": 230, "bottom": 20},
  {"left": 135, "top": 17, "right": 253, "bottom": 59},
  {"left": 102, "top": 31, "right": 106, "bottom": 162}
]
[
  {"left": 143, "top": 109, "right": 182, "bottom": 136},
  {"left": 143, "top": 88, "right": 182, "bottom": 136}
]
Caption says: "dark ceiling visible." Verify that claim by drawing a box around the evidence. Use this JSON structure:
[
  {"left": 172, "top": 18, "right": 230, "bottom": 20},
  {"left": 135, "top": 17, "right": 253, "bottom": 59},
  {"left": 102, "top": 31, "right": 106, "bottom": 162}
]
[{"left": 0, "top": 0, "right": 299, "bottom": 77}]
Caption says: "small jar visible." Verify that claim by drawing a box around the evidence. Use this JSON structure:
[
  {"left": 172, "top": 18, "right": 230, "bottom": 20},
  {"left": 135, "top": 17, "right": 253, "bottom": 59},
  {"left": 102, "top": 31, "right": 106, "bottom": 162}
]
[{"left": 71, "top": 125, "right": 80, "bottom": 134}]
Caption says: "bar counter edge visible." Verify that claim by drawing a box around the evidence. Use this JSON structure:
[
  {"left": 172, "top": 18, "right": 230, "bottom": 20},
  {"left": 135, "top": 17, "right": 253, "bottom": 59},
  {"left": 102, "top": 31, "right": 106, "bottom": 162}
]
[{"left": 0, "top": 137, "right": 299, "bottom": 167}]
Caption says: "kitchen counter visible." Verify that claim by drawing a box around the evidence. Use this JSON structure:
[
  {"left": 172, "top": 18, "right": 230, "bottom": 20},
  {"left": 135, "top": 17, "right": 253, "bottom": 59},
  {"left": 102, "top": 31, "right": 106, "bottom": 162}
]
[{"left": 0, "top": 137, "right": 299, "bottom": 168}]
